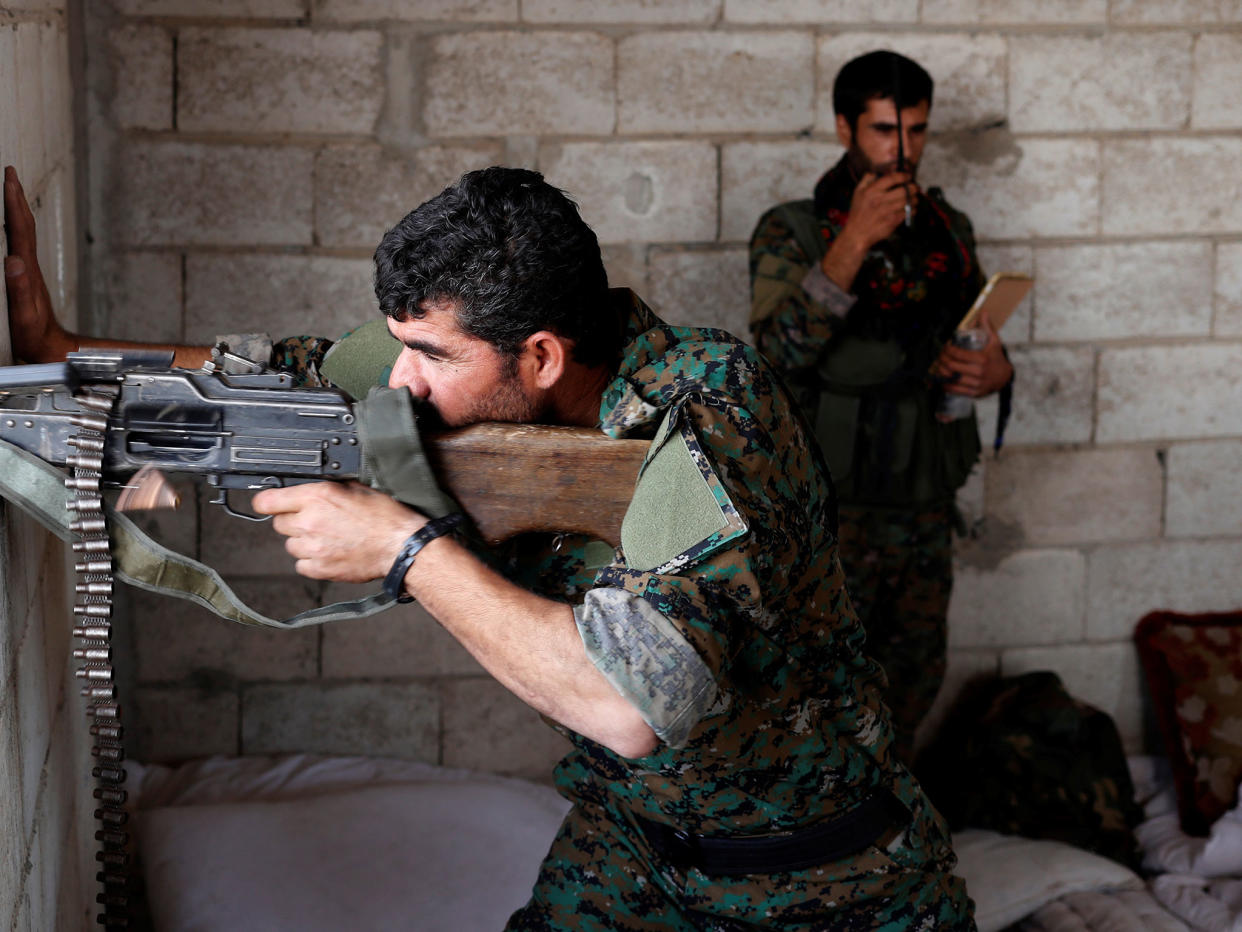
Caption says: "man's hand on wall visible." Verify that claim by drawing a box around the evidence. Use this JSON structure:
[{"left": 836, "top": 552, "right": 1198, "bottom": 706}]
[
  {"left": 4, "top": 166, "right": 76, "bottom": 364},
  {"left": 932, "top": 310, "right": 1013, "bottom": 398},
  {"left": 820, "top": 171, "right": 921, "bottom": 292}
]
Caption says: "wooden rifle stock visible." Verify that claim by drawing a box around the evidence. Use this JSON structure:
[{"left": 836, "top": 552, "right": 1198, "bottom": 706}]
[{"left": 423, "top": 423, "right": 650, "bottom": 547}]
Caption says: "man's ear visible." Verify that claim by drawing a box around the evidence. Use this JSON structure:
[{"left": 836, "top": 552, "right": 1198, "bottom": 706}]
[
  {"left": 835, "top": 113, "right": 853, "bottom": 149},
  {"left": 517, "top": 330, "right": 572, "bottom": 390}
]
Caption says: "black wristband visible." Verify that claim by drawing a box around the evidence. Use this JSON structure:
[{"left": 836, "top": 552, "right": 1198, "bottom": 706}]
[{"left": 383, "top": 513, "right": 464, "bottom": 604}]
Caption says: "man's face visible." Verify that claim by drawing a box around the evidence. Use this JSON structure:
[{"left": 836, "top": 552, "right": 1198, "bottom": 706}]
[
  {"left": 386, "top": 299, "right": 540, "bottom": 429},
  {"left": 836, "top": 96, "right": 930, "bottom": 178}
]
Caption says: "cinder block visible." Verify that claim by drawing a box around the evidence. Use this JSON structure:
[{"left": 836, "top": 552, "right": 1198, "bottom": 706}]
[
  {"left": 16, "top": 610, "right": 51, "bottom": 838},
  {"left": 178, "top": 28, "right": 383, "bottom": 135},
  {"left": 949, "top": 549, "right": 1087, "bottom": 648},
  {"left": 986, "top": 448, "right": 1163, "bottom": 547},
  {"left": 921, "top": 0, "right": 1105, "bottom": 22},
  {"left": 1166, "top": 441, "right": 1242, "bottom": 539},
  {"left": 912, "top": 648, "right": 999, "bottom": 754},
  {"left": 107, "top": 24, "right": 172, "bottom": 131},
  {"left": 96, "top": 251, "right": 183, "bottom": 344},
  {"left": 1010, "top": 33, "right": 1191, "bottom": 133},
  {"left": 816, "top": 33, "right": 1006, "bottom": 132},
  {"left": 130, "top": 686, "right": 239, "bottom": 762},
  {"left": 726, "top": 0, "right": 916, "bottom": 22},
  {"left": 442, "top": 677, "right": 572, "bottom": 780},
  {"left": 0, "top": 28, "right": 18, "bottom": 190},
  {"left": 41, "top": 22, "right": 69, "bottom": 170},
  {"left": 2, "top": 511, "right": 39, "bottom": 630},
  {"left": 321, "top": 599, "right": 484, "bottom": 679},
  {"left": 974, "top": 244, "right": 1032, "bottom": 345},
  {"left": 601, "top": 244, "right": 650, "bottom": 295},
  {"left": 1193, "top": 34, "right": 1242, "bottom": 129},
  {"left": 1216, "top": 243, "right": 1242, "bottom": 336},
  {"left": 242, "top": 681, "right": 440, "bottom": 760},
  {"left": 115, "top": 141, "right": 313, "bottom": 246},
  {"left": 15, "top": 22, "right": 46, "bottom": 190},
  {"left": 32, "top": 167, "right": 69, "bottom": 312},
  {"left": 314, "top": 143, "right": 502, "bottom": 249},
  {"left": 423, "top": 32, "right": 614, "bottom": 136},
  {"left": 990, "top": 346, "right": 1093, "bottom": 446},
  {"left": 1098, "top": 344, "right": 1242, "bottom": 442},
  {"left": 1000, "top": 642, "right": 1145, "bottom": 753},
  {"left": 924, "top": 136, "right": 1100, "bottom": 240},
  {"left": 618, "top": 31, "right": 813, "bottom": 134},
  {"left": 720, "top": 141, "right": 843, "bottom": 243},
  {"left": 113, "top": 0, "right": 306, "bottom": 14},
  {"left": 527, "top": 0, "right": 718, "bottom": 22},
  {"left": 0, "top": 697, "right": 27, "bottom": 915},
  {"left": 647, "top": 248, "right": 750, "bottom": 340},
  {"left": 1111, "top": 0, "right": 1242, "bottom": 22},
  {"left": 1033, "top": 242, "right": 1212, "bottom": 342},
  {"left": 184, "top": 253, "right": 375, "bottom": 345},
  {"left": 131, "top": 583, "right": 320, "bottom": 684},
  {"left": 40, "top": 560, "right": 71, "bottom": 709},
  {"left": 1105, "top": 138, "right": 1242, "bottom": 236},
  {"left": 315, "top": 0, "right": 514, "bottom": 20},
  {"left": 1086, "top": 540, "right": 1242, "bottom": 641},
  {"left": 540, "top": 141, "right": 717, "bottom": 245}
]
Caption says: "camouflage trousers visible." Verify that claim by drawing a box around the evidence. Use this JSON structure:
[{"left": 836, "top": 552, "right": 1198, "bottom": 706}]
[
  {"left": 505, "top": 799, "right": 975, "bottom": 931},
  {"left": 836, "top": 505, "right": 953, "bottom": 766}
]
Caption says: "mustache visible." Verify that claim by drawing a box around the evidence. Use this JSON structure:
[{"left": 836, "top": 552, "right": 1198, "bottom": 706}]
[{"left": 411, "top": 398, "right": 447, "bottom": 433}]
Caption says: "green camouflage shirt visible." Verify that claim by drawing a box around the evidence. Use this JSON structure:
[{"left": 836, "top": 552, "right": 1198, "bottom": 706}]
[
  {"left": 266, "top": 291, "right": 956, "bottom": 871},
  {"left": 510, "top": 293, "right": 948, "bottom": 857}
]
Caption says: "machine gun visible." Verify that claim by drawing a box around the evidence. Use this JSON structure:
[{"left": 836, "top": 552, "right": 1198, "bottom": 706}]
[
  {"left": 0, "top": 347, "right": 649, "bottom": 929},
  {"left": 0, "top": 347, "right": 648, "bottom": 546}
]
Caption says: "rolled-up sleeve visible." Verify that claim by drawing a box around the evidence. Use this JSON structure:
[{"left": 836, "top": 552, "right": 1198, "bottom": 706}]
[{"left": 575, "top": 587, "right": 719, "bottom": 749}]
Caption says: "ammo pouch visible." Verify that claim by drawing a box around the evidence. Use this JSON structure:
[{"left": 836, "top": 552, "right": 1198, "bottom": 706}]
[{"left": 808, "top": 335, "right": 980, "bottom": 507}]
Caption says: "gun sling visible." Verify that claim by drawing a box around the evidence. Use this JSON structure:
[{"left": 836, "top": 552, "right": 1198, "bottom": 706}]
[{"left": 0, "top": 437, "right": 399, "bottom": 628}]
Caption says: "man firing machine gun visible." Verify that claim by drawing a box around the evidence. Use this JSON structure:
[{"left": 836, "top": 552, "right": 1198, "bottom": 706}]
[{"left": 2, "top": 165, "right": 977, "bottom": 930}]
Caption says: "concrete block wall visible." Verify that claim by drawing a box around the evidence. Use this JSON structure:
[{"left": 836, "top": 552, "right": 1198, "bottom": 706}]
[
  {"left": 80, "top": 0, "right": 1242, "bottom": 776},
  {"left": 1, "top": 3, "right": 97, "bottom": 929}
]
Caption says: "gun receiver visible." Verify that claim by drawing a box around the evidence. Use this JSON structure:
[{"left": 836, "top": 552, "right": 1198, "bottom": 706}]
[{"left": 0, "top": 351, "right": 648, "bottom": 546}]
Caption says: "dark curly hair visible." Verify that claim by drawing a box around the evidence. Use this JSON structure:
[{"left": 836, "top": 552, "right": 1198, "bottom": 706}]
[
  {"left": 373, "top": 167, "right": 620, "bottom": 369},
  {"left": 832, "top": 50, "right": 934, "bottom": 131}
]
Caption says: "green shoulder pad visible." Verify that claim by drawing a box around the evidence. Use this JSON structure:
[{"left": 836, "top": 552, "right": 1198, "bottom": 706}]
[
  {"left": 320, "top": 318, "right": 401, "bottom": 401},
  {"left": 620, "top": 407, "right": 747, "bottom": 575}
]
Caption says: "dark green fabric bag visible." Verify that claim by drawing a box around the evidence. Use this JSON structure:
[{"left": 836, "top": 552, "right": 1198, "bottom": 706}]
[{"left": 916, "top": 671, "right": 1144, "bottom": 870}]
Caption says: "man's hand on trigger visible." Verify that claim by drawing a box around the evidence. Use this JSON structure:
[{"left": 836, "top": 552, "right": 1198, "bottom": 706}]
[
  {"left": 3, "top": 166, "right": 75, "bottom": 363},
  {"left": 252, "top": 481, "right": 426, "bottom": 584},
  {"left": 932, "top": 310, "right": 1013, "bottom": 398}
]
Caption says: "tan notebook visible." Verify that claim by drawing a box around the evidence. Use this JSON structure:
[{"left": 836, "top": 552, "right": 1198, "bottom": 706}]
[{"left": 957, "top": 272, "right": 1034, "bottom": 332}]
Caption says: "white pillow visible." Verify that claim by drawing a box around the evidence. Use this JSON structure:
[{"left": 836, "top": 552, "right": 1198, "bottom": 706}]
[
  {"left": 953, "top": 829, "right": 1146, "bottom": 932},
  {"left": 135, "top": 756, "right": 571, "bottom": 932}
]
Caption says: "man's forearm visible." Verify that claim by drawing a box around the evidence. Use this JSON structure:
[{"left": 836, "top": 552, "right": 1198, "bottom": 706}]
[
  {"left": 402, "top": 535, "right": 659, "bottom": 759},
  {"left": 68, "top": 335, "right": 212, "bottom": 369},
  {"left": 818, "top": 228, "right": 870, "bottom": 293}
]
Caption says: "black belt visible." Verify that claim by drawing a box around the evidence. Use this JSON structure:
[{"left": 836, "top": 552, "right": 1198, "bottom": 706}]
[{"left": 635, "top": 788, "right": 909, "bottom": 877}]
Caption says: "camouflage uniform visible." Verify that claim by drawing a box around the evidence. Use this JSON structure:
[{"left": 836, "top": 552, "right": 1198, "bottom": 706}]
[
  {"left": 268, "top": 292, "right": 975, "bottom": 929},
  {"left": 502, "top": 292, "right": 972, "bottom": 930},
  {"left": 748, "top": 156, "right": 988, "bottom": 764}
]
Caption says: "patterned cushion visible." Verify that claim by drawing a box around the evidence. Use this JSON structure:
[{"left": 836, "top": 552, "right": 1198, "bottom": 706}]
[{"left": 1135, "top": 610, "right": 1242, "bottom": 836}]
